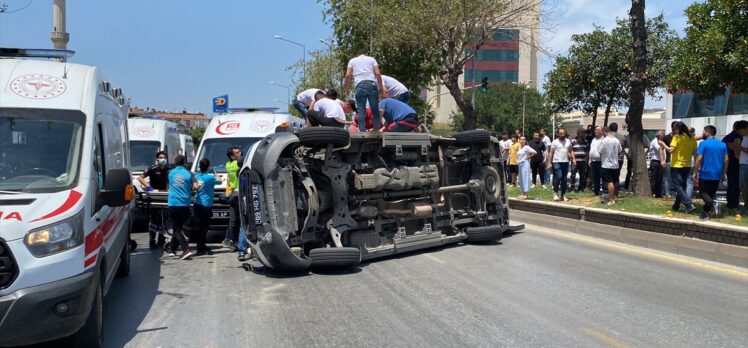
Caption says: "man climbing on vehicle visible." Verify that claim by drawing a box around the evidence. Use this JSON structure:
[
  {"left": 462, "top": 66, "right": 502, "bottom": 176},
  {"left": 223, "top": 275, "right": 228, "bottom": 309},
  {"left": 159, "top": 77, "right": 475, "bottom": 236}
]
[
  {"left": 138, "top": 151, "right": 170, "bottom": 249},
  {"left": 379, "top": 97, "right": 420, "bottom": 132}
]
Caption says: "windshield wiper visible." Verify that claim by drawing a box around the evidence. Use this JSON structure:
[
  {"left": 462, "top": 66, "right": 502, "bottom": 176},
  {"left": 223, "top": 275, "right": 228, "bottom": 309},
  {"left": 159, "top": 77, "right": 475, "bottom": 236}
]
[{"left": 0, "top": 190, "right": 22, "bottom": 195}]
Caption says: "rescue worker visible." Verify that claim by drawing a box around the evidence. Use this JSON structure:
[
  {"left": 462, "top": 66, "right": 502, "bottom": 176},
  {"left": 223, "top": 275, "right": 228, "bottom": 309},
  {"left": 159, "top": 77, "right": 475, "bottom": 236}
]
[
  {"left": 223, "top": 146, "right": 244, "bottom": 257},
  {"left": 137, "top": 151, "right": 170, "bottom": 249},
  {"left": 292, "top": 88, "right": 321, "bottom": 118},
  {"left": 167, "top": 155, "right": 198, "bottom": 260},
  {"left": 193, "top": 159, "right": 221, "bottom": 256},
  {"left": 378, "top": 97, "right": 420, "bottom": 132}
]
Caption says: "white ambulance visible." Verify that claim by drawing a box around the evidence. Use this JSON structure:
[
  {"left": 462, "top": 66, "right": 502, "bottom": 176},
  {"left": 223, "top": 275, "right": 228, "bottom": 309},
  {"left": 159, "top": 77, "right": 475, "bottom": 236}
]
[
  {"left": 193, "top": 108, "right": 303, "bottom": 233},
  {"left": 0, "top": 48, "right": 134, "bottom": 347},
  {"left": 127, "top": 116, "right": 180, "bottom": 180},
  {"left": 179, "top": 133, "right": 195, "bottom": 164}
]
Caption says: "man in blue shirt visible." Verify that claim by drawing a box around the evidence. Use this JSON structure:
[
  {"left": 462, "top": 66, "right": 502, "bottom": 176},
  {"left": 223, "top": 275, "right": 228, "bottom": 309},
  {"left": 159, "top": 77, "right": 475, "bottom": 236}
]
[
  {"left": 193, "top": 159, "right": 221, "bottom": 256},
  {"left": 693, "top": 125, "right": 729, "bottom": 220},
  {"left": 378, "top": 98, "right": 420, "bottom": 132},
  {"left": 168, "top": 155, "right": 198, "bottom": 259}
]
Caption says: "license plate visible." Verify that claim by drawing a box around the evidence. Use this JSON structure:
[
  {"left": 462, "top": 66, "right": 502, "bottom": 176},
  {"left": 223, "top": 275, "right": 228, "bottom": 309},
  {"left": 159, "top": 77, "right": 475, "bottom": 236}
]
[{"left": 212, "top": 210, "right": 229, "bottom": 219}]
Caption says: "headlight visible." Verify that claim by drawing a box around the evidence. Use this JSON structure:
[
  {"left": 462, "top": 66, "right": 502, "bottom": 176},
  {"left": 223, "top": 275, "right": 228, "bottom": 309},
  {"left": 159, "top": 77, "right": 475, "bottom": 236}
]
[{"left": 25, "top": 210, "right": 83, "bottom": 257}]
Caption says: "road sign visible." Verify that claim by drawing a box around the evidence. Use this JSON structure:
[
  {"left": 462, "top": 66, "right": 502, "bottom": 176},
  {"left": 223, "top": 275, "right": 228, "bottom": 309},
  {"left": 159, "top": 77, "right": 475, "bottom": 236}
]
[{"left": 213, "top": 95, "right": 229, "bottom": 113}]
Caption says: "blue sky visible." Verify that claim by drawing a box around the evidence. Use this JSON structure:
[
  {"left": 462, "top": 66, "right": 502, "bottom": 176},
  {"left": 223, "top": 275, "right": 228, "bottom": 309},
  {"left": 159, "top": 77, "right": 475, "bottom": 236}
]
[{"left": 0, "top": 0, "right": 691, "bottom": 114}]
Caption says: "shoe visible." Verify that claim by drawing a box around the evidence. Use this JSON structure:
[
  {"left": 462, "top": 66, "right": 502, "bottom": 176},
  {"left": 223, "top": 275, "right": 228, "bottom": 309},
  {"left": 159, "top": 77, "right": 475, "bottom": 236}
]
[
  {"left": 541, "top": 185, "right": 547, "bottom": 189},
  {"left": 685, "top": 204, "right": 696, "bottom": 214},
  {"left": 714, "top": 203, "right": 721, "bottom": 217},
  {"left": 238, "top": 252, "right": 247, "bottom": 262},
  {"left": 149, "top": 240, "right": 158, "bottom": 250},
  {"left": 562, "top": 195, "right": 569, "bottom": 202},
  {"left": 181, "top": 250, "right": 195, "bottom": 260},
  {"left": 553, "top": 194, "right": 560, "bottom": 201},
  {"left": 222, "top": 239, "right": 235, "bottom": 249},
  {"left": 699, "top": 212, "right": 709, "bottom": 220},
  {"left": 671, "top": 203, "right": 680, "bottom": 212},
  {"left": 168, "top": 252, "right": 177, "bottom": 258},
  {"left": 531, "top": 184, "right": 536, "bottom": 188}
]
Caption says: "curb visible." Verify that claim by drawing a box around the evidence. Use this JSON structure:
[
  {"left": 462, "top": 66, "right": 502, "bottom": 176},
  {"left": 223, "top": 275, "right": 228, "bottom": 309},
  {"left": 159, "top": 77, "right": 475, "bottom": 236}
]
[{"left": 511, "top": 209, "right": 748, "bottom": 268}]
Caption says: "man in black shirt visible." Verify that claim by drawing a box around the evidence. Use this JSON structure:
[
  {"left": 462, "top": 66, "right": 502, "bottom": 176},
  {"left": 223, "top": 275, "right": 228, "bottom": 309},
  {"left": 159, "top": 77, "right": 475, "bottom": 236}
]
[
  {"left": 722, "top": 121, "right": 744, "bottom": 209},
  {"left": 528, "top": 131, "right": 547, "bottom": 187},
  {"left": 137, "top": 151, "right": 170, "bottom": 249}
]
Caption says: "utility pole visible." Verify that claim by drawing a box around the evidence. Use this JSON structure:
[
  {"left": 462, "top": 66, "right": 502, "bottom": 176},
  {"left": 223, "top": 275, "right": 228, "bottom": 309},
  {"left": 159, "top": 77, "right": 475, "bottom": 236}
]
[{"left": 51, "top": 0, "right": 69, "bottom": 59}]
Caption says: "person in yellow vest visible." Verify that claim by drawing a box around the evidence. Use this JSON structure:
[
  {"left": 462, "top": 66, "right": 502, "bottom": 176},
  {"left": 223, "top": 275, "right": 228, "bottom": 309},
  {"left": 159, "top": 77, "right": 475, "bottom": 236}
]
[
  {"left": 660, "top": 121, "right": 697, "bottom": 213},
  {"left": 222, "top": 146, "right": 243, "bottom": 257},
  {"left": 508, "top": 134, "right": 520, "bottom": 186}
]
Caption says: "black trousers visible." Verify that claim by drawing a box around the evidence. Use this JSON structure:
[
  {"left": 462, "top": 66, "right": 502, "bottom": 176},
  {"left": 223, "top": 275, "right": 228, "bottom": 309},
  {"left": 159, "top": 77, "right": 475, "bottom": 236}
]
[
  {"left": 169, "top": 206, "right": 192, "bottom": 253},
  {"left": 699, "top": 180, "right": 720, "bottom": 214},
  {"left": 571, "top": 161, "right": 588, "bottom": 191},
  {"left": 726, "top": 160, "right": 740, "bottom": 208},
  {"left": 193, "top": 204, "right": 212, "bottom": 252},
  {"left": 531, "top": 161, "right": 546, "bottom": 185},
  {"left": 590, "top": 161, "right": 602, "bottom": 195},
  {"left": 650, "top": 160, "right": 663, "bottom": 198},
  {"left": 227, "top": 194, "right": 241, "bottom": 243},
  {"left": 624, "top": 158, "right": 633, "bottom": 190}
]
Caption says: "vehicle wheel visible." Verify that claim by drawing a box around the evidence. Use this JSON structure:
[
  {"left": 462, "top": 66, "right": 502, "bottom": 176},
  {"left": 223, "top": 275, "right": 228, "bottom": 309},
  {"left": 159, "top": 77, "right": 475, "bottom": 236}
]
[
  {"left": 68, "top": 279, "right": 103, "bottom": 348},
  {"left": 299, "top": 127, "right": 350, "bottom": 148},
  {"left": 309, "top": 247, "right": 361, "bottom": 267},
  {"left": 454, "top": 129, "right": 491, "bottom": 145},
  {"left": 465, "top": 225, "right": 503, "bottom": 243}
]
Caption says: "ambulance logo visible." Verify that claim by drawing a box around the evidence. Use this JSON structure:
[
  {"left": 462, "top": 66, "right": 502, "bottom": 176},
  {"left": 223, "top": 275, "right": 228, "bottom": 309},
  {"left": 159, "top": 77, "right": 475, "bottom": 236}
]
[
  {"left": 10, "top": 74, "right": 67, "bottom": 99},
  {"left": 252, "top": 120, "right": 274, "bottom": 132},
  {"left": 134, "top": 126, "right": 155, "bottom": 138},
  {"left": 216, "top": 120, "right": 240, "bottom": 135}
]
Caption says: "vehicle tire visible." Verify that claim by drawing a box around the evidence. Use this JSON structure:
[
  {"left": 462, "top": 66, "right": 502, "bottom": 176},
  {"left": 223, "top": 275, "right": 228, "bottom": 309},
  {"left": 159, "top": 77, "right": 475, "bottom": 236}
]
[
  {"left": 309, "top": 247, "right": 361, "bottom": 268},
  {"left": 68, "top": 279, "right": 103, "bottom": 348},
  {"left": 299, "top": 127, "right": 350, "bottom": 148},
  {"left": 465, "top": 225, "right": 503, "bottom": 243},
  {"left": 454, "top": 129, "right": 491, "bottom": 145}
]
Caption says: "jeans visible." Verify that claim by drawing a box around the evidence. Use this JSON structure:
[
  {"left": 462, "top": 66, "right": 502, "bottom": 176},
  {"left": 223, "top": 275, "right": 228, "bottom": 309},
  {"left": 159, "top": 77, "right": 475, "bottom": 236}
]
[
  {"left": 292, "top": 99, "right": 309, "bottom": 118},
  {"left": 649, "top": 160, "right": 663, "bottom": 198},
  {"left": 531, "top": 161, "right": 545, "bottom": 185},
  {"left": 671, "top": 167, "right": 693, "bottom": 209},
  {"left": 193, "top": 204, "right": 212, "bottom": 252},
  {"left": 355, "top": 80, "right": 381, "bottom": 131},
  {"left": 686, "top": 167, "right": 694, "bottom": 199},
  {"left": 168, "top": 206, "right": 192, "bottom": 253},
  {"left": 699, "top": 180, "right": 720, "bottom": 213},
  {"left": 663, "top": 162, "right": 673, "bottom": 197},
  {"left": 552, "top": 162, "right": 569, "bottom": 195},
  {"left": 544, "top": 162, "right": 551, "bottom": 183},
  {"left": 227, "top": 193, "right": 240, "bottom": 243},
  {"left": 394, "top": 91, "right": 411, "bottom": 104},
  {"left": 237, "top": 226, "right": 248, "bottom": 253},
  {"left": 590, "top": 161, "right": 602, "bottom": 195},
  {"left": 570, "top": 161, "right": 588, "bottom": 191}
]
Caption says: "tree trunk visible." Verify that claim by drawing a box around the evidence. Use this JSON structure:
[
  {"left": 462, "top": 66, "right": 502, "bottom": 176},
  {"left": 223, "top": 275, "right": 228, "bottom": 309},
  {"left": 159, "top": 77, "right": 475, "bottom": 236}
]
[
  {"left": 443, "top": 72, "right": 476, "bottom": 130},
  {"left": 627, "top": 0, "right": 652, "bottom": 197},
  {"left": 591, "top": 109, "right": 598, "bottom": 128},
  {"left": 603, "top": 96, "right": 614, "bottom": 127}
]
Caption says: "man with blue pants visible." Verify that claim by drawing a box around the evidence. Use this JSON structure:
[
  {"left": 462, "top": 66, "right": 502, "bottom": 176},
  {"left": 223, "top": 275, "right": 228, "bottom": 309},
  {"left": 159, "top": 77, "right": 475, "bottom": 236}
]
[{"left": 343, "top": 49, "right": 384, "bottom": 132}]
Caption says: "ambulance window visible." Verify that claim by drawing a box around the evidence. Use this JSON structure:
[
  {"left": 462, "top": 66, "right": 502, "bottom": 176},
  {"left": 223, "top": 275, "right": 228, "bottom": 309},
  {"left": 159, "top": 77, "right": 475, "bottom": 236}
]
[{"left": 93, "top": 124, "right": 105, "bottom": 190}]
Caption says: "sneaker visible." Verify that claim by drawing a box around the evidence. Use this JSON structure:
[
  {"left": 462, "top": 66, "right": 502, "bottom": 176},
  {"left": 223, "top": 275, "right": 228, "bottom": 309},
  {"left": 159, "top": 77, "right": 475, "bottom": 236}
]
[
  {"left": 168, "top": 252, "right": 177, "bottom": 258},
  {"left": 714, "top": 202, "right": 721, "bottom": 217},
  {"left": 181, "top": 251, "right": 195, "bottom": 260},
  {"left": 553, "top": 194, "right": 560, "bottom": 201},
  {"left": 531, "top": 184, "right": 536, "bottom": 188},
  {"left": 699, "top": 212, "right": 709, "bottom": 220},
  {"left": 671, "top": 203, "right": 680, "bottom": 212},
  {"left": 562, "top": 195, "right": 570, "bottom": 202},
  {"left": 238, "top": 252, "right": 247, "bottom": 262},
  {"left": 685, "top": 204, "right": 696, "bottom": 214},
  {"left": 222, "top": 239, "right": 235, "bottom": 249}
]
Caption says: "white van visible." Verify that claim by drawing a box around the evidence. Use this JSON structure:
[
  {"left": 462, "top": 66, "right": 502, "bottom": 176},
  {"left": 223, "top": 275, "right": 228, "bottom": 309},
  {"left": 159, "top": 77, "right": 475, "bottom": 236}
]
[
  {"left": 127, "top": 116, "right": 180, "bottom": 180},
  {"left": 0, "top": 49, "right": 134, "bottom": 347},
  {"left": 193, "top": 109, "right": 303, "bottom": 230},
  {"left": 179, "top": 133, "right": 195, "bottom": 164}
]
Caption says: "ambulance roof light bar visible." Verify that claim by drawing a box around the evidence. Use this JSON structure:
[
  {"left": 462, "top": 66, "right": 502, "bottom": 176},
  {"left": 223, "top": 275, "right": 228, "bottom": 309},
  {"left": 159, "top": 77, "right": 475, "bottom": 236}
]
[
  {"left": 228, "top": 107, "right": 279, "bottom": 113},
  {"left": 0, "top": 48, "right": 76, "bottom": 59}
]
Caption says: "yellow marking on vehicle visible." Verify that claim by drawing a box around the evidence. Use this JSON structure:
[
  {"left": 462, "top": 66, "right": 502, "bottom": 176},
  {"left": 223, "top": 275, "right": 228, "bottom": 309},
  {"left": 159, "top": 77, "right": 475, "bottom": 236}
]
[
  {"left": 581, "top": 328, "right": 635, "bottom": 348},
  {"left": 528, "top": 226, "right": 748, "bottom": 279}
]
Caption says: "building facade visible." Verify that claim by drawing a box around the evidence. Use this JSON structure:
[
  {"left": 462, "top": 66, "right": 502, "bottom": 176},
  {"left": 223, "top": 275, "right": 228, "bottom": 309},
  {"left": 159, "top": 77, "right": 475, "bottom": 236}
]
[{"left": 129, "top": 107, "right": 210, "bottom": 130}]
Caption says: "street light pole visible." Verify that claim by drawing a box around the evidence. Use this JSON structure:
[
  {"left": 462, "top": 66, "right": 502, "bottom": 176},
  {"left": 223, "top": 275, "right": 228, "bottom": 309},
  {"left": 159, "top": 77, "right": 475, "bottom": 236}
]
[
  {"left": 273, "top": 35, "right": 306, "bottom": 80},
  {"left": 270, "top": 81, "right": 291, "bottom": 113}
]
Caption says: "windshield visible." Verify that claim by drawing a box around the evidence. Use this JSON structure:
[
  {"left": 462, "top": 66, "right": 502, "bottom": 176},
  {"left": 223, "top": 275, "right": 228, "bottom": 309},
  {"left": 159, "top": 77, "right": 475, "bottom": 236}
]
[
  {"left": 197, "top": 137, "right": 261, "bottom": 172},
  {"left": 0, "top": 109, "right": 85, "bottom": 193},
  {"left": 130, "top": 140, "right": 161, "bottom": 172}
]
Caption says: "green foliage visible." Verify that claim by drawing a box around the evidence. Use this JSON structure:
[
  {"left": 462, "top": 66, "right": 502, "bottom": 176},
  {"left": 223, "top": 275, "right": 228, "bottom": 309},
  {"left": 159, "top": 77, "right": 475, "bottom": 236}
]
[
  {"left": 287, "top": 48, "right": 343, "bottom": 94},
  {"left": 187, "top": 127, "right": 206, "bottom": 144},
  {"left": 451, "top": 82, "right": 552, "bottom": 135},
  {"left": 666, "top": 0, "right": 748, "bottom": 96}
]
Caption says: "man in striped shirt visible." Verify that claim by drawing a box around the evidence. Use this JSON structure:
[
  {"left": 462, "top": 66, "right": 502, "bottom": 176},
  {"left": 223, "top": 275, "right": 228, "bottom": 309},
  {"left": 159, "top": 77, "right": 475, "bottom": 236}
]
[{"left": 570, "top": 129, "right": 589, "bottom": 192}]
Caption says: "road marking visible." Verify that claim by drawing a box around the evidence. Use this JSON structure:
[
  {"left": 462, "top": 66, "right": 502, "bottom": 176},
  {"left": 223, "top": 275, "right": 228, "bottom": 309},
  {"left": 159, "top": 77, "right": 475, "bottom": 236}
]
[
  {"left": 581, "top": 328, "right": 635, "bottom": 348},
  {"left": 527, "top": 225, "right": 748, "bottom": 279},
  {"left": 423, "top": 254, "right": 446, "bottom": 264}
]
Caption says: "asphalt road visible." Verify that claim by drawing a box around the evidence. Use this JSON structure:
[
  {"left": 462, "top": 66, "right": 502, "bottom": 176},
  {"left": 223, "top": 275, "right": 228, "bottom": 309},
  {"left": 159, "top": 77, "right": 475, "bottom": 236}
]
[{"left": 99, "top": 224, "right": 748, "bottom": 348}]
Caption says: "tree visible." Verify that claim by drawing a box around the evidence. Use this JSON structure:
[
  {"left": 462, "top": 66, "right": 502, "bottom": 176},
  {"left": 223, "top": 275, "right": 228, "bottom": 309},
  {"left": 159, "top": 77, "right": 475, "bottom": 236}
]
[
  {"left": 187, "top": 127, "right": 206, "bottom": 144},
  {"left": 321, "top": 0, "right": 544, "bottom": 131},
  {"left": 452, "top": 81, "right": 553, "bottom": 134},
  {"left": 287, "top": 48, "right": 344, "bottom": 94},
  {"left": 626, "top": 0, "right": 651, "bottom": 197},
  {"left": 666, "top": 0, "right": 748, "bottom": 96}
]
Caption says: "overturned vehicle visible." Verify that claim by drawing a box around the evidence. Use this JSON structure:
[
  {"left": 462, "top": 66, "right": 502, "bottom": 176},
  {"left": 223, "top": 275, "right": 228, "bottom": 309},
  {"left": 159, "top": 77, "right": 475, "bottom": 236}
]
[{"left": 238, "top": 127, "right": 514, "bottom": 273}]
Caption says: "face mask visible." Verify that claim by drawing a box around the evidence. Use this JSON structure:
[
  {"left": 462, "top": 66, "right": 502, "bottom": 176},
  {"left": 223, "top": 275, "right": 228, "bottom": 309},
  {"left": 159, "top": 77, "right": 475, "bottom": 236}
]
[{"left": 157, "top": 158, "right": 167, "bottom": 166}]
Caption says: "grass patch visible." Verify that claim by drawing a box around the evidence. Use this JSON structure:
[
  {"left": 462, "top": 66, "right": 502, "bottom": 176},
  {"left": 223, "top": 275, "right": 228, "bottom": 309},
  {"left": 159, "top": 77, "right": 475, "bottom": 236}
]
[{"left": 507, "top": 185, "right": 748, "bottom": 228}]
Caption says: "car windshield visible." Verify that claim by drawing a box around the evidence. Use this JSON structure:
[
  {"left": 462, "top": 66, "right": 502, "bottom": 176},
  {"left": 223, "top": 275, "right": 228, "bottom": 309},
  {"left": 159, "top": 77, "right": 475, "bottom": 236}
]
[
  {"left": 0, "top": 109, "right": 85, "bottom": 193},
  {"left": 130, "top": 140, "right": 160, "bottom": 172},
  {"left": 197, "top": 137, "right": 261, "bottom": 172}
]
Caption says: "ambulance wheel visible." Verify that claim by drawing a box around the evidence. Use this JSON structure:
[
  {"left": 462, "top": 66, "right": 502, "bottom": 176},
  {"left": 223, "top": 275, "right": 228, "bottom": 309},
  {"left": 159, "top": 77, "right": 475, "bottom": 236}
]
[
  {"left": 68, "top": 279, "right": 103, "bottom": 347},
  {"left": 299, "top": 127, "right": 350, "bottom": 148}
]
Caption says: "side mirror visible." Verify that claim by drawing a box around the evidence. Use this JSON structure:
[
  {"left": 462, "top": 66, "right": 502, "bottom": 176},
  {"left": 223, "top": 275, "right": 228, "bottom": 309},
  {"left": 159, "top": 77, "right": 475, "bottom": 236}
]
[{"left": 101, "top": 168, "right": 134, "bottom": 207}]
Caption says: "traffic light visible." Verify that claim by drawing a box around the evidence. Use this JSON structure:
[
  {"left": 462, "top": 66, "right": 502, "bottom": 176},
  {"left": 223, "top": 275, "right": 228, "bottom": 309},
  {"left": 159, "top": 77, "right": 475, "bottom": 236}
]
[{"left": 480, "top": 77, "right": 488, "bottom": 93}]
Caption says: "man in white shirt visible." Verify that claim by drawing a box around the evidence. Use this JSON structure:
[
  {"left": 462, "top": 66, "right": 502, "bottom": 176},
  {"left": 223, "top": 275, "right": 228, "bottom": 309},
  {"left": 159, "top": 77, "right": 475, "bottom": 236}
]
[
  {"left": 307, "top": 91, "right": 349, "bottom": 128},
  {"left": 600, "top": 127, "right": 622, "bottom": 205},
  {"left": 381, "top": 75, "right": 410, "bottom": 103},
  {"left": 546, "top": 128, "right": 576, "bottom": 201},
  {"left": 344, "top": 49, "right": 385, "bottom": 132},
  {"left": 649, "top": 130, "right": 666, "bottom": 198},
  {"left": 293, "top": 88, "right": 321, "bottom": 118},
  {"left": 498, "top": 131, "right": 512, "bottom": 181},
  {"left": 588, "top": 126, "right": 604, "bottom": 195},
  {"left": 540, "top": 128, "right": 552, "bottom": 183}
]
